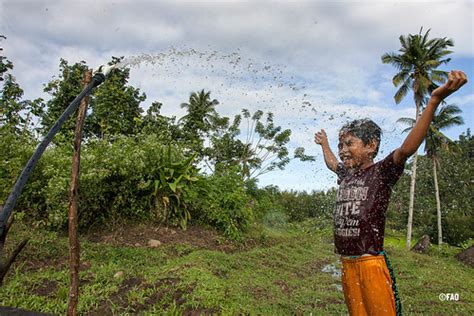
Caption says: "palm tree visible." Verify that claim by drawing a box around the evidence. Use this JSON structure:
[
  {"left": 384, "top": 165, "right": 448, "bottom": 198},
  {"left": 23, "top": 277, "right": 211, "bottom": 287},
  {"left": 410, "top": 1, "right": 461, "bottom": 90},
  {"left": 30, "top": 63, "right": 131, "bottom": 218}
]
[
  {"left": 179, "top": 90, "right": 220, "bottom": 161},
  {"left": 398, "top": 104, "right": 463, "bottom": 247},
  {"left": 382, "top": 28, "right": 454, "bottom": 249},
  {"left": 179, "top": 89, "right": 219, "bottom": 134}
]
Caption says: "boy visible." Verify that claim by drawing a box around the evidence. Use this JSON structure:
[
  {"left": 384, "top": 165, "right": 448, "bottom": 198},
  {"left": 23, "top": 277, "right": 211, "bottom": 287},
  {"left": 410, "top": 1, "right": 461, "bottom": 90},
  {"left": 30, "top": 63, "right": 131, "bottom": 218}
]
[{"left": 314, "top": 70, "right": 467, "bottom": 315}]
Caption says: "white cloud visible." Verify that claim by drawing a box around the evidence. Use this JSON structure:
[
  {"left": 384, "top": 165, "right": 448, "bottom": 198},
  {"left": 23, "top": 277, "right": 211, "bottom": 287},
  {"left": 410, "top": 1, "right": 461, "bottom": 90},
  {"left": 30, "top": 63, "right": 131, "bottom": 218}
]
[{"left": 449, "top": 93, "right": 474, "bottom": 106}]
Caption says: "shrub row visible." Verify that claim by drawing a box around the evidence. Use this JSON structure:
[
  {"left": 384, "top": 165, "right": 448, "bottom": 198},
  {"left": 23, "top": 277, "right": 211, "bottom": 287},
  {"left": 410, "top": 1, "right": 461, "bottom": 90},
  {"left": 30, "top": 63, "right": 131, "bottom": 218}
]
[
  {"left": 1, "top": 129, "right": 351, "bottom": 241},
  {"left": 1, "top": 131, "right": 252, "bottom": 239}
]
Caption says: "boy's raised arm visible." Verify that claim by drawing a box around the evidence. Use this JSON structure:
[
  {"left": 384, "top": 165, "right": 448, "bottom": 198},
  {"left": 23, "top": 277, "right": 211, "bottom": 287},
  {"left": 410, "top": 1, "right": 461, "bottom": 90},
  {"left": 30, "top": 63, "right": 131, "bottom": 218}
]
[
  {"left": 394, "top": 70, "right": 468, "bottom": 166},
  {"left": 315, "top": 129, "right": 339, "bottom": 172}
]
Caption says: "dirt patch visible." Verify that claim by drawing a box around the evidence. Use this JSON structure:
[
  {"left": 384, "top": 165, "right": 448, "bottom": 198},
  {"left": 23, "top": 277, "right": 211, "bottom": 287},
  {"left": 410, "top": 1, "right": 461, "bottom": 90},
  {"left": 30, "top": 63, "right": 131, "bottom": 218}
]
[
  {"left": 455, "top": 245, "right": 474, "bottom": 267},
  {"left": 129, "top": 278, "right": 198, "bottom": 313},
  {"left": 86, "top": 276, "right": 197, "bottom": 315},
  {"left": 249, "top": 285, "right": 273, "bottom": 301},
  {"left": 324, "top": 297, "right": 342, "bottom": 304},
  {"left": 20, "top": 255, "right": 67, "bottom": 273},
  {"left": 87, "top": 277, "right": 144, "bottom": 315},
  {"left": 85, "top": 223, "right": 251, "bottom": 253},
  {"left": 32, "top": 279, "right": 58, "bottom": 297},
  {"left": 307, "top": 258, "right": 332, "bottom": 272},
  {"left": 0, "top": 307, "right": 53, "bottom": 315},
  {"left": 109, "top": 276, "right": 143, "bottom": 306},
  {"left": 124, "top": 278, "right": 180, "bottom": 313},
  {"left": 274, "top": 280, "right": 291, "bottom": 295},
  {"left": 17, "top": 255, "right": 91, "bottom": 275},
  {"left": 314, "top": 296, "right": 343, "bottom": 308},
  {"left": 293, "top": 258, "right": 331, "bottom": 278},
  {"left": 212, "top": 267, "right": 229, "bottom": 279}
]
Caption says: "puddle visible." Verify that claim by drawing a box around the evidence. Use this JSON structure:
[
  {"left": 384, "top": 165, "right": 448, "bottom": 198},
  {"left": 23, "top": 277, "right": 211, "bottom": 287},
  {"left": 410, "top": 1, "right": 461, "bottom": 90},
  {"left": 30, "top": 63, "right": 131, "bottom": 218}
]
[
  {"left": 331, "top": 283, "right": 343, "bottom": 292},
  {"left": 321, "top": 263, "right": 341, "bottom": 278}
]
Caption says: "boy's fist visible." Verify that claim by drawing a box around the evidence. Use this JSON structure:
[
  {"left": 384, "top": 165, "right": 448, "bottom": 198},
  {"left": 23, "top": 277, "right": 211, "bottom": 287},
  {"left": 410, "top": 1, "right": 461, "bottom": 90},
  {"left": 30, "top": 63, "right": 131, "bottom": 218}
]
[
  {"left": 314, "top": 129, "right": 328, "bottom": 146},
  {"left": 431, "top": 70, "right": 468, "bottom": 100}
]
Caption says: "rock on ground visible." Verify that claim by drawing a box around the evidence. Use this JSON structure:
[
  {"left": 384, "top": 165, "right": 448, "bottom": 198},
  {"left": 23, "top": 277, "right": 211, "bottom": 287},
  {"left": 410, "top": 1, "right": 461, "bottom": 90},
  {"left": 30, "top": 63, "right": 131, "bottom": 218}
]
[
  {"left": 148, "top": 239, "right": 162, "bottom": 248},
  {"left": 411, "top": 235, "right": 431, "bottom": 254},
  {"left": 455, "top": 245, "right": 474, "bottom": 267}
]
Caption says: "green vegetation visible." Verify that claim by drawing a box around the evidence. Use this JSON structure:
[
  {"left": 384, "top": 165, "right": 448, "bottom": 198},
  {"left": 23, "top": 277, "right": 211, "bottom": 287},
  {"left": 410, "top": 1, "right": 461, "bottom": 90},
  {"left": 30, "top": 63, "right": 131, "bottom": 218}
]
[
  {"left": 0, "top": 221, "right": 472, "bottom": 314},
  {"left": 387, "top": 130, "right": 474, "bottom": 246},
  {"left": 397, "top": 104, "right": 465, "bottom": 246}
]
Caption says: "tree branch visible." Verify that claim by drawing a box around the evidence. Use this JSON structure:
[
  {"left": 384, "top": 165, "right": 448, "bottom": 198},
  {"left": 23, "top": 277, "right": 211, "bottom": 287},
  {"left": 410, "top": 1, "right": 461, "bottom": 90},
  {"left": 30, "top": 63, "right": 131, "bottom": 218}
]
[{"left": 249, "top": 156, "right": 279, "bottom": 179}]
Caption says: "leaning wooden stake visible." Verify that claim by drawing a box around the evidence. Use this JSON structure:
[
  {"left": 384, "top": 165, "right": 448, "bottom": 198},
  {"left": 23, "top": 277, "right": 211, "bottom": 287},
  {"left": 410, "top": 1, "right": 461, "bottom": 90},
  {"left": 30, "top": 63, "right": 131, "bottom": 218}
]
[
  {"left": 67, "top": 69, "right": 92, "bottom": 316},
  {"left": 0, "top": 207, "right": 29, "bottom": 285}
]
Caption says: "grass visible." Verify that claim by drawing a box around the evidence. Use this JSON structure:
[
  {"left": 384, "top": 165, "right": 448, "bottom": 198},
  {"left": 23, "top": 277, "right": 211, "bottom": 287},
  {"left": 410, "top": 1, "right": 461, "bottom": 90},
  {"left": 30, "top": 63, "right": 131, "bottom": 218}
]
[{"left": 0, "top": 219, "right": 473, "bottom": 315}]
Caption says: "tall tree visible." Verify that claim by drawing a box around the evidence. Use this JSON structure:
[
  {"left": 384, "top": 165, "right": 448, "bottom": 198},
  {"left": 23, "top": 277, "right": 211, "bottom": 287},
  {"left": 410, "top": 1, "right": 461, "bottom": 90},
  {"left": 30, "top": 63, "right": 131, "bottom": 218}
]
[
  {"left": 42, "top": 57, "right": 146, "bottom": 141},
  {"left": 382, "top": 28, "right": 454, "bottom": 249},
  {"left": 240, "top": 109, "right": 291, "bottom": 179},
  {"left": 0, "top": 35, "right": 12, "bottom": 81},
  {"left": 398, "top": 104, "right": 463, "bottom": 246},
  {"left": 179, "top": 89, "right": 219, "bottom": 155},
  {"left": 41, "top": 59, "right": 89, "bottom": 142},
  {"left": 140, "top": 101, "right": 179, "bottom": 143},
  {"left": 0, "top": 36, "right": 42, "bottom": 135},
  {"left": 203, "top": 114, "right": 243, "bottom": 172},
  {"left": 180, "top": 90, "right": 219, "bottom": 132},
  {"left": 204, "top": 108, "right": 314, "bottom": 180},
  {"left": 87, "top": 57, "right": 145, "bottom": 139}
]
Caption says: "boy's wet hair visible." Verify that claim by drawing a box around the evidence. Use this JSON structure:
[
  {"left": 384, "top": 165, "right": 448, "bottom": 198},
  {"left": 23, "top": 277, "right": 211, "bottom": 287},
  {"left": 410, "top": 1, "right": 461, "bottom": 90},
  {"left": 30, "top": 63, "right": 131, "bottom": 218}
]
[{"left": 339, "top": 119, "right": 382, "bottom": 158}]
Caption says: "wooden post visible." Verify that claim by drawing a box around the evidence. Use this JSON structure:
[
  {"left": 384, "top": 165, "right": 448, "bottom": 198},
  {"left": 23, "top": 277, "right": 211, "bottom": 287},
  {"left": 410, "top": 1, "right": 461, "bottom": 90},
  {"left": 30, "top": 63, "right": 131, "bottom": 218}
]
[{"left": 67, "top": 69, "right": 92, "bottom": 316}]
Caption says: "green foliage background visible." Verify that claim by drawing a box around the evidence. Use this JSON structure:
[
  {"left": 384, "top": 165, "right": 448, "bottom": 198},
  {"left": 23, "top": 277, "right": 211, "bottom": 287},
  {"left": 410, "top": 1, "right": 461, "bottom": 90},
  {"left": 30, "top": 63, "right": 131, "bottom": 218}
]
[{"left": 387, "top": 130, "right": 474, "bottom": 246}]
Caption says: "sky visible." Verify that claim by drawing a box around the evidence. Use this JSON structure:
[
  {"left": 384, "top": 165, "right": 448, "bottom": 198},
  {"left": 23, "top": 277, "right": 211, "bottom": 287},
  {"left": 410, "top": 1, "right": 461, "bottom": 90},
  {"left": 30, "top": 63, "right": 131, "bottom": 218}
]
[{"left": 1, "top": 0, "right": 473, "bottom": 192}]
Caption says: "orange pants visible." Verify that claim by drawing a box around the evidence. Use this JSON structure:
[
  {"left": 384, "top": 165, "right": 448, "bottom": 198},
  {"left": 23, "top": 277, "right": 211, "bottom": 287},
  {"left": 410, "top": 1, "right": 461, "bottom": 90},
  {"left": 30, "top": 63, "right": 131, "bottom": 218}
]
[{"left": 341, "top": 255, "right": 396, "bottom": 316}]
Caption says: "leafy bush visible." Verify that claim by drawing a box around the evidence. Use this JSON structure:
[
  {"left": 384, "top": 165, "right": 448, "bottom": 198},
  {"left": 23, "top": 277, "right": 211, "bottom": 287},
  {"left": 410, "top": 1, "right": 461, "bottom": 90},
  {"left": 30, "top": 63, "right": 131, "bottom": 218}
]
[
  {"left": 79, "top": 135, "right": 199, "bottom": 229},
  {"left": 145, "top": 146, "right": 198, "bottom": 229},
  {"left": 0, "top": 128, "right": 49, "bottom": 222},
  {"left": 278, "top": 189, "right": 334, "bottom": 222},
  {"left": 443, "top": 214, "right": 474, "bottom": 246},
  {"left": 1, "top": 130, "right": 251, "bottom": 238},
  {"left": 244, "top": 184, "right": 288, "bottom": 227},
  {"left": 1, "top": 132, "right": 200, "bottom": 230},
  {"left": 261, "top": 209, "right": 289, "bottom": 228},
  {"left": 189, "top": 167, "right": 253, "bottom": 240}
]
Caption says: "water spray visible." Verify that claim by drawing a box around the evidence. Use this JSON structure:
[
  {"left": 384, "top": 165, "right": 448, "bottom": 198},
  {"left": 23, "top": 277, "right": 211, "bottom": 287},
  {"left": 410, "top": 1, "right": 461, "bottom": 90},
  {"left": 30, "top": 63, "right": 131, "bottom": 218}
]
[{"left": 0, "top": 63, "right": 117, "bottom": 236}]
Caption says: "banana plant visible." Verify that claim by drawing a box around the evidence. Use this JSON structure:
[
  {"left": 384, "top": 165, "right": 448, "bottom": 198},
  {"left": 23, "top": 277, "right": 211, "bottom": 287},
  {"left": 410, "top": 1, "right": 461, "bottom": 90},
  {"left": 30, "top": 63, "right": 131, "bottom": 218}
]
[{"left": 148, "top": 146, "right": 198, "bottom": 229}]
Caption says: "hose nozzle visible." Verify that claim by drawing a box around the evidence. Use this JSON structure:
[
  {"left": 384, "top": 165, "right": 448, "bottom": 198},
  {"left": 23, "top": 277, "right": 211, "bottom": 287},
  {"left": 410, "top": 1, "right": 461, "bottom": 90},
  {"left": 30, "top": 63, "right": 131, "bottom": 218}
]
[
  {"left": 93, "top": 63, "right": 117, "bottom": 77},
  {"left": 92, "top": 63, "right": 117, "bottom": 86}
]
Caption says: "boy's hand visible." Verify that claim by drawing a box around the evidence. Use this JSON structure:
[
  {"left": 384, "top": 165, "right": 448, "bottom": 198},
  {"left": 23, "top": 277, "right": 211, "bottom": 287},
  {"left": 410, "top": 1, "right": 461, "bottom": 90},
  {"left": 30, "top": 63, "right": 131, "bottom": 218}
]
[
  {"left": 314, "top": 129, "right": 329, "bottom": 146},
  {"left": 315, "top": 129, "right": 338, "bottom": 172},
  {"left": 431, "top": 70, "right": 468, "bottom": 101}
]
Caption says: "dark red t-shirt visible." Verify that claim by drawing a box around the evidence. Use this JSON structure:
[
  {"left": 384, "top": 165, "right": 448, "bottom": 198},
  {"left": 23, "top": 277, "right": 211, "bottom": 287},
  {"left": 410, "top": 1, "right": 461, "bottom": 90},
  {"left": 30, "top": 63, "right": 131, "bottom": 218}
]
[{"left": 334, "top": 151, "right": 404, "bottom": 256}]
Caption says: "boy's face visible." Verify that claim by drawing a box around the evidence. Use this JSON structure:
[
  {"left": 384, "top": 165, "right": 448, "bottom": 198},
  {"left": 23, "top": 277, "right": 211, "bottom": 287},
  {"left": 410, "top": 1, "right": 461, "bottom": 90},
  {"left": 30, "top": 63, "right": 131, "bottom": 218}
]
[{"left": 338, "top": 133, "right": 377, "bottom": 170}]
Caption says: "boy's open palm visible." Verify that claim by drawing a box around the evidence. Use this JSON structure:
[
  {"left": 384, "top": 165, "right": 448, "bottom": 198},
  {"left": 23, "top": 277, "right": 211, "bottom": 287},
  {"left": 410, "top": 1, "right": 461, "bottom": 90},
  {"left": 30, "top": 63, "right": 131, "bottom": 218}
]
[
  {"left": 315, "top": 129, "right": 329, "bottom": 146},
  {"left": 431, "top": 70, "right": 468, "bottom": 100}
]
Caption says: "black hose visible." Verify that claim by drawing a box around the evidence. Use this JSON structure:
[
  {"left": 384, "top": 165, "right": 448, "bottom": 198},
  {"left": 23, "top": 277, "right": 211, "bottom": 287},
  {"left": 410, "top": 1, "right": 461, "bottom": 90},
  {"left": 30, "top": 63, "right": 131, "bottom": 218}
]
[{"left": 0, "top": 73, "right": 106, "bottom": 235}]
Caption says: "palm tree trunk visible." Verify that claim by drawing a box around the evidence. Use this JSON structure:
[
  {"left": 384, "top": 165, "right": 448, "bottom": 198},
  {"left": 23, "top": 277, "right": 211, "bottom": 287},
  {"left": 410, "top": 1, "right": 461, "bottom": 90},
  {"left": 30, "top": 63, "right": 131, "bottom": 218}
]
[
  {"left": 406, "top": 153, "right": 417, "bottom": 249},
  {"left": 406, "top": 95, "right": 421, "bottom": 250},
  {"left": 432, "top": 157, "right": 442, "bottom": 248}
]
